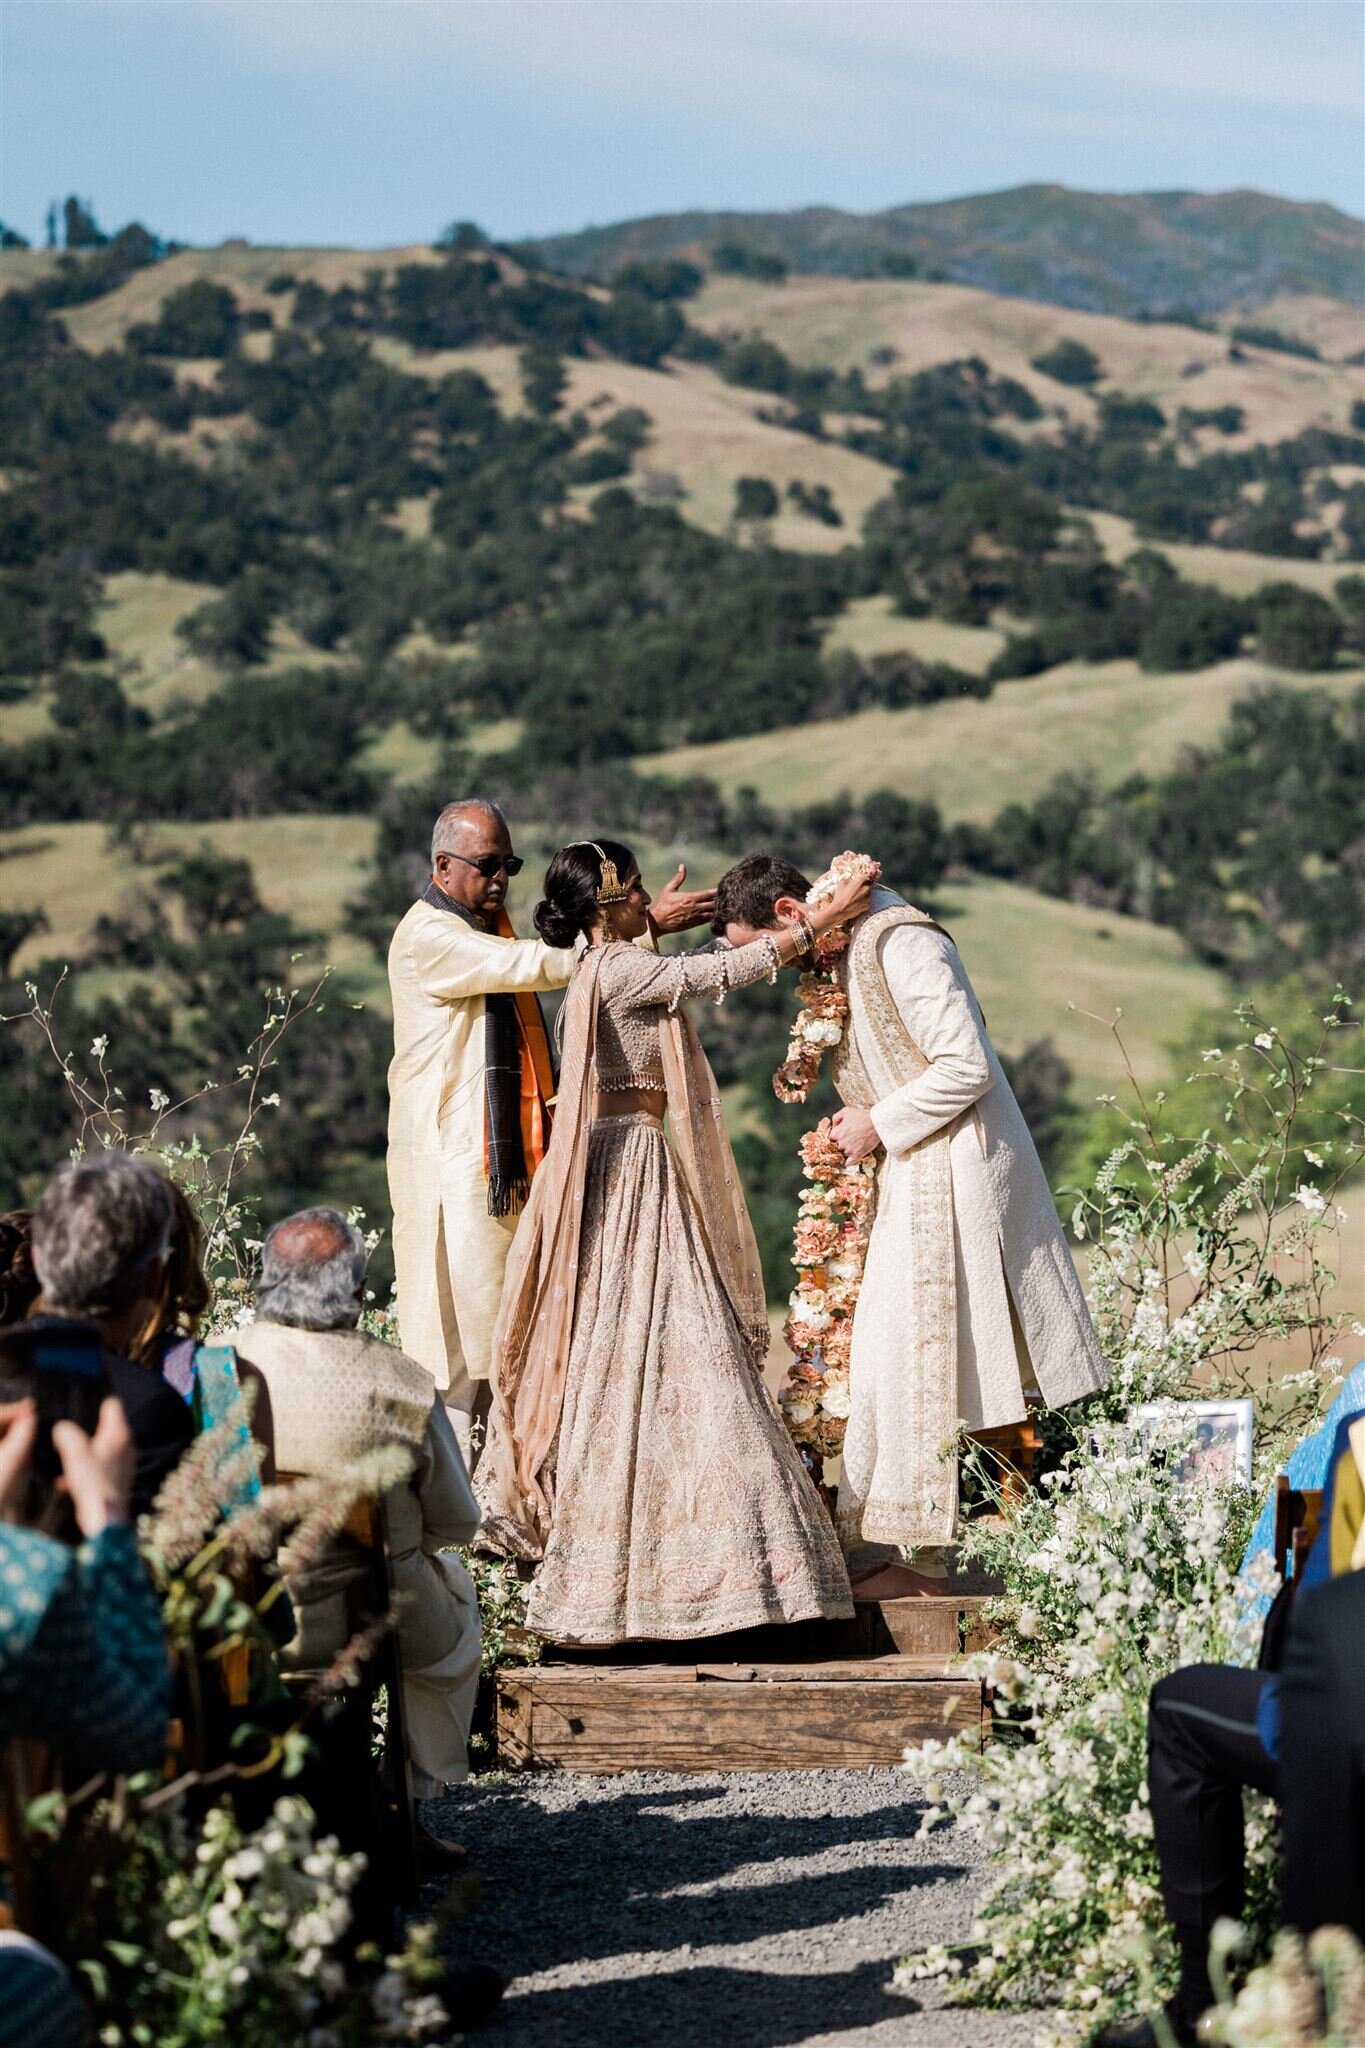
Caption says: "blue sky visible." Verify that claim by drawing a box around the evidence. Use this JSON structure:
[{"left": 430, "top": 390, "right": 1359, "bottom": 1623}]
[{"left": 3, "top": 2, "right": 1362, "bottom": 249}]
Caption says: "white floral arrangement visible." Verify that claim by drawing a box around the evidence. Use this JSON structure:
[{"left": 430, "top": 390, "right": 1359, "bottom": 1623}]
[{"left": 893, "top": 991, "right": 1361, "bottom": 2040}]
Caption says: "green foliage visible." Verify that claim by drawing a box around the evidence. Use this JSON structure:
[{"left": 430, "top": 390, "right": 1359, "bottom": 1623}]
[
  {"left": 1177, "top": 403, "right": 1246, "bottom": 436},
  {"left": 610, "top": 257, "right": 703, "bottom": 301},
  {"left": 969, "top": 687, "right": 1365, "bottom": 978},
  {"left": 787, "top": 479, "right": 842, "bottom": 526},
  {"left": 519, "top": 343, "right": 566, "bottom": 417},
  {"left": 63, "top": 195, "right": 106, "bottom": 249},
  {"left": 129, "top": 279, "right": 243, "bottom": 358},
  {"left": 1137, "top": 582, "right": 1248, "bottom": 670},
  {"left": 1254, "top": 582, "right": 1344, "bottom": 670},
  {"left": 1097, "top": 391, "right": 1165, "bottom": 439},
  {"left": 1031, "top": 337, "right": 1103, "bottom": 386},
  {"left": 1230, "top": 322, "right": 1320, "bottom": 360},
  {"left": 734, "top": 474, "right": 779, "bottom": 521},
  {"left": 712, "top": 239, "right": 788, "bottom": 282},
  {"left": 177, "top": 566, "right": 278, "bottom": 666}
]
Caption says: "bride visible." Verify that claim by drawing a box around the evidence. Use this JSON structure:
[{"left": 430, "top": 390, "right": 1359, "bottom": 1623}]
[{"left": 478, "top": 838, "right": 871, "bottom": 1644}]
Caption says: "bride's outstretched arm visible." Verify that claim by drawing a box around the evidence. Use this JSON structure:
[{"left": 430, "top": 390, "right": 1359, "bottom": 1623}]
[{"left": 615, "top": 866, "right": 872, "bottom": 1013}]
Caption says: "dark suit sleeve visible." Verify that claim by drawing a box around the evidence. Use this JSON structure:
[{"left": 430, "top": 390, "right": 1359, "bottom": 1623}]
[{"left": 1278, "top": 1569, "right": 1365, "bottom": 1940}]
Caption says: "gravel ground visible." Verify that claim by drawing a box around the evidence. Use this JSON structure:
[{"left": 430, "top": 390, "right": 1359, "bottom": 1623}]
[{"left": 425, "top": 1770, "right": 1044, "bottom": 2047}]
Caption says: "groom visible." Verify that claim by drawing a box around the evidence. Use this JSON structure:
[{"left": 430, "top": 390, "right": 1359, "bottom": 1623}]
[{"left": 715, "top": 853, "right": 1107, "bottom": 1590}]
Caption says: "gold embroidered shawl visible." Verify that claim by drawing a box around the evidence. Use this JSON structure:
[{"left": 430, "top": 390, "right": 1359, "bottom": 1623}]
[{"left": 833, "top": 894, "right": 961, "bottom": 1550}]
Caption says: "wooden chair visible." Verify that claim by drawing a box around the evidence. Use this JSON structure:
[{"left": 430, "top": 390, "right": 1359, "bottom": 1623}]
[
  {"left": 276, "top": 1473, "right": 420, "bottom": 1902},
  {"left": 968, "top": 1407, "right": 1045, "bottom": 1511},
  {"left": 0, "top": 1737, "right": 49, "bottom": 1933},
  {"left": 1273, "top": 1475, "right": 1325, "bottom": 1583}
]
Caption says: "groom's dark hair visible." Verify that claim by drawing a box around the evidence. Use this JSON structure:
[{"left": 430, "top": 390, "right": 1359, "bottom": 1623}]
[{"left": 713, "top": 853, "right": 812, "bottom": 935}]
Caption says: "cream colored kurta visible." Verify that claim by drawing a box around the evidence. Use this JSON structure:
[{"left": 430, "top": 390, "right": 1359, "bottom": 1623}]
[
  {"left": 838, "top": 905, "right": 1107, "bottom": 1549},
  {"left": 235, "top": 1319, "right": 484, "bottom": 1793},
  {"left": 386, "top": 901, "right": 574, "bottom": 1392}
]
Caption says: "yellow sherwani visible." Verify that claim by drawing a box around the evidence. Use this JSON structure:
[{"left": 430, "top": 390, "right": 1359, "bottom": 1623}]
[{"left": 386, "top": 900, "right": 574, "bottom": 1394}]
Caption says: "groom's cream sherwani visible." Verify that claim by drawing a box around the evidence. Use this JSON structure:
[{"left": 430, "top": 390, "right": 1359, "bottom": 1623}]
[{"left": 833, "top": 889, "right": 1106, "bottom": 1550}]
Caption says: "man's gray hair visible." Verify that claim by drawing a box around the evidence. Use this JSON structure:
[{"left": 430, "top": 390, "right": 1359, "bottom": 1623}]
[
  {"left": 256, "top": 1206, "right": 368, "bottom": 1332},
  {"left": 32, "top": 1152, "right": 174, "bottom": 1320},
  {"left": 430, "top": 799, "right": 507, "bottom": 866}
]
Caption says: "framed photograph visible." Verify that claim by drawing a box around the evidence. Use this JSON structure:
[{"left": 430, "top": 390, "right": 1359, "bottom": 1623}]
[{"left": 1131, "top": 1399, "right": 1254, "bottom": 1487}]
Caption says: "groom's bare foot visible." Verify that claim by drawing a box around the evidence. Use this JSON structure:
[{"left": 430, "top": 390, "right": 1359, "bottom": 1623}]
[{"left": 849, "top": 1562, "right": 949, "bottom": 1602}]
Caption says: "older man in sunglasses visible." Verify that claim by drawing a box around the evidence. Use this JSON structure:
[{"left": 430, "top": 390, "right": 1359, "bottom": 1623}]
[{"left": 387, "top": 799, "right": 713, "bottom": 1459}]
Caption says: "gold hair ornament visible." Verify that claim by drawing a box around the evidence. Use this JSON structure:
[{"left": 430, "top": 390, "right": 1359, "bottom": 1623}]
[{"left": 567, "top": 840, "right": 631, "bottom": 907}]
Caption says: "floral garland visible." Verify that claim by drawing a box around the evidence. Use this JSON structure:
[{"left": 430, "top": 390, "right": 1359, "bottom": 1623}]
[{"left": 773, "top": 851, "right": 881, "bottom": 1462}]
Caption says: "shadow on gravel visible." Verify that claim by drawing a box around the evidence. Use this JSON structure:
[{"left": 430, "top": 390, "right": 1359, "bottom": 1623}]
[
  {"left": 431, "top": 1780, "right": 964, "bottom": 1978},
  {"left": 499, "top": 1956, "right": 920, "bottom": 2048}
]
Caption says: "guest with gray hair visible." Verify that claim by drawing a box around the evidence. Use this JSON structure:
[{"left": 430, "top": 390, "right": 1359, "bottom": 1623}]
[
  {"left": 17, "top": 1155, "right": 196, "bottom": 1514},
  {"left": 235, "top": 1206, "right": 484, "bottom": 1796},
  {"left": 387, "top": 798, "right": 715, "bottom": 1462}
]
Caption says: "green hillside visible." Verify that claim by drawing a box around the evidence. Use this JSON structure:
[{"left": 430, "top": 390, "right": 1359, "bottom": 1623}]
[
  {"left": 530, "top": 184, "right": 1365, "bottom": 316},
  {"left": 4, "top": 203, "right": 1362, "bottom": 1274}
]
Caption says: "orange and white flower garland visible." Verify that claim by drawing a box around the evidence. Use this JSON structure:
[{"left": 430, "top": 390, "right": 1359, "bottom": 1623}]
[{"left": 773, "top": 852, "right": 880, "bottom": 1461}]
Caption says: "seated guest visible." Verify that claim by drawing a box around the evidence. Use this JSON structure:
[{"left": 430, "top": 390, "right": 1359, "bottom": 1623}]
[
  {"left": 122, "top": 1178, "right": 276, "bottom": 1499},
  {"left": 1100, "top": 1401, "right": 1365, "bottom": 2048},
  {"left": 234, "top": 1208, "right": 483, "bottom": 1797},
  {"left": 0, "top": 1387, "right": 168, "bottom": 1773},
  {"left": 0, "top": 1390, "right": 169, "bottom": 2048},
  {"left": 19, "top": 1158, "right": 196, "bottom": 1515}
]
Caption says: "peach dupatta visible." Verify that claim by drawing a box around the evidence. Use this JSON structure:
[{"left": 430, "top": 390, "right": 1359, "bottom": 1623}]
[{"left": 478, "top": 944, "right": 769, "bottom": 1558}]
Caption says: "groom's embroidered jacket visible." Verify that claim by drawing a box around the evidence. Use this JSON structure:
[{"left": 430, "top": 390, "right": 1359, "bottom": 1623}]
[
  {"left": 386, "top": 896, "right": 573, "bottom": 1392},
  {"left": 834, "top": 889, "right": 1108, "bottom": 1549}
]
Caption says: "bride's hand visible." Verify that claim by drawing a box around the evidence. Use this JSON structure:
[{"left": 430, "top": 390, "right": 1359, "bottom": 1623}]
[{"left": 812, "top": 869, "right": 873, "bottom": 932}]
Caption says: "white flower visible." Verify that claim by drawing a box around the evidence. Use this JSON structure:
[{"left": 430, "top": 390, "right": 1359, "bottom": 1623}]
[
  {"left": 90, "top": 1034, "right": 109, "bottom": 1058},
  {"left": 149, "top": 1086, "right": 170, "bottom": 1113},
  {"left": 1253, "top": 1032, "right": 1275, "bottom": 1051},
  {"left": 787, "top": 1290, "right": 831, "bottom": 1332},
  {"left": 1201, "top": 1048, "right": 1222, "bottom": 1062},
  {"left": 1292, "top": 1183, "right": 1326, "bottom": 1214},
  {"left": 799, "top": 1016, "right": 842, "bottom": 1047},
  {"left": 1303, "top": 1148, "right": 1324, "bottom": 1167},
  {"left": 820, "top": 1377, "right": 852, "bottom": 1420}
]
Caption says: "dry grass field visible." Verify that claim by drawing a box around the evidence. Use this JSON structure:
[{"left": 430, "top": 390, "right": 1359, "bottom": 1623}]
[
  {"left": 689, "top": 274, "right": 1364, "bottom": 450},
  {"left": 4, "top": 571, "right": 337, "bottom": 741},
  {"left": 378, "top": 338, "right": 901, "bottom": 549},
  {"left": 1082, "top": 508, "right": 1357, "bottom": 597},
  {"left": 824, "top": 596, "right": 1007, "bottom": 673},
  {"left": 640, "top": 655, "right": 1364, "bottom": 819},
  {"left": 6, "top": 243, "right": 442, "bottom": 350}
]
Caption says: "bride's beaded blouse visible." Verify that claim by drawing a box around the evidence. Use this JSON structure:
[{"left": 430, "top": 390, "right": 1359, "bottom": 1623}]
[{"left": 589, "top": 935, "right": 783, "bottom": 1093}]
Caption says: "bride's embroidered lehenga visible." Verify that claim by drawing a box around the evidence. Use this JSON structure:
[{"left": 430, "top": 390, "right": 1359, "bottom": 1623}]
[{"left": 477, "top": 937, "right": 853, "bottom": 1644}]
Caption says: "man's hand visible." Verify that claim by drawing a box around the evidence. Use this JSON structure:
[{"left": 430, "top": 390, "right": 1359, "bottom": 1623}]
[
  {"left": 831, "top": 1105, "right": 881, "bottom": 1164},
  {"left": 649, "top": 863, "right": 717, "bottom": 936},
  {"left": 52, "top": 1396, "right": 136, "bottom": 1537}
]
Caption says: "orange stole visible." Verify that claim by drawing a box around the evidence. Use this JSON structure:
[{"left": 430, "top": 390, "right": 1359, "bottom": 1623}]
[{"left": 491, "top": 905, "right": 555, "bottom": 1186}]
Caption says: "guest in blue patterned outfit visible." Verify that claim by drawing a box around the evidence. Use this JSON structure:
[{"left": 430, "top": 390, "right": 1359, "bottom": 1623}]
[{"left": 0, "top": 1379, "right": 169, "bottom": 2048}]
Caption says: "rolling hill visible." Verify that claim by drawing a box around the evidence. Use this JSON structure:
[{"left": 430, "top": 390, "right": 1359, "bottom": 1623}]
[{"left": 529, "top": 184, "right": 1365, "bottom": 317}]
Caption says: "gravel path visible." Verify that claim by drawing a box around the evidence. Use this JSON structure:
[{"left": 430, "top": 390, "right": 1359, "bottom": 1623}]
[{"left": 425, "top": 1770, "right": 1043, "bottom": 2047}]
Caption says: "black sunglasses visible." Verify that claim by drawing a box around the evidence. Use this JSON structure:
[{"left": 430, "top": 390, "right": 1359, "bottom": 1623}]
[{"left": 446, "top": 852, "right": 525, "bottom": 879}]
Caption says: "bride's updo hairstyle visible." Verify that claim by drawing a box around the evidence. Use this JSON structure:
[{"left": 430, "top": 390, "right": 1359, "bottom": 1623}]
[{"left": 534, "top": 838, "right": 638, "bottom": 948}]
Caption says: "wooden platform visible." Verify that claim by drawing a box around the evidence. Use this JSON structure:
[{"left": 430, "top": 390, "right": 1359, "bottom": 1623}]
[{"left": 495, "top": 1653, "right": 990, "bottom": 1773}]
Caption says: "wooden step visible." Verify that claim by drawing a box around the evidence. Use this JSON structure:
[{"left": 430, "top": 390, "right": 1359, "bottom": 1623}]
[{"left": 495, "top": 1654, "right": 990, "bottom": 1773}]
